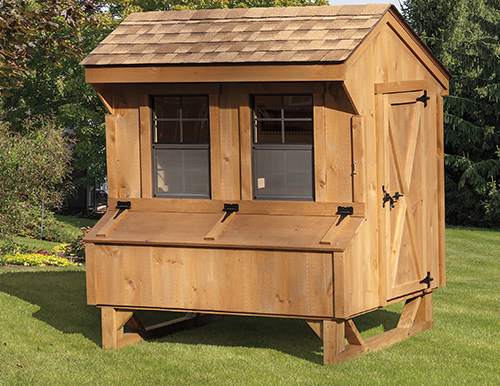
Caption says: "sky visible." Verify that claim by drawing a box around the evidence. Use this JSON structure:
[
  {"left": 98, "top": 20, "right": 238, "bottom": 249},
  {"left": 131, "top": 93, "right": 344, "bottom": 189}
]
[{"left": 328, "top": 0, "right": 402, "bottom": 11}]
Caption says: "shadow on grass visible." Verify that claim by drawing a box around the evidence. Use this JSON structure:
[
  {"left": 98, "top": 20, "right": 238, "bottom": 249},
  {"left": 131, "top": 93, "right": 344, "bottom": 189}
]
[
  {"left": 0, "top": 269, "right": 102, "bottom": 345},
  {"left": 0, "top": 269, "right": 401, "bottom": 364}
]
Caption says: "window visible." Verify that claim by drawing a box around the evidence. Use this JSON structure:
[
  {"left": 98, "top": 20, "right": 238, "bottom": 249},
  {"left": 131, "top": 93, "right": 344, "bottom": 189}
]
[
  {"left": 152, "top": 96, "right": 210, "bottom": 198},
  {"left": 252, "top": 95, "right": 314, "bottom": 201}
]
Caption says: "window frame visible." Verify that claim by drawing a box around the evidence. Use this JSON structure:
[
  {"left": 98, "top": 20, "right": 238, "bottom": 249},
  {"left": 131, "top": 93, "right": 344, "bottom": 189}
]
[
  {"left": 151, "top": 94, "right": 211, "bottom": 199},
  {"left": 251, "top": 94, "right": 315, "bottom": 202}
]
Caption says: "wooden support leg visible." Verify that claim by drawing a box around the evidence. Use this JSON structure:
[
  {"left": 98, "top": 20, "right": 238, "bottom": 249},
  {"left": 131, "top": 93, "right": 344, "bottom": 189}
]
[
  {"left": 323, "top": 320, "right": 345, "bottom": 364},
  {"left": 101, "top": 307, "right": 143, "bottom": 349},
  {"left": 305, "top": 292, "right": 435, "bottom": 364},
  {"left": 410, "top": 292, "right": 434, "bottom": 336},
  {"left": 100, "top": 308, "right": 223, "bottom": 349}
]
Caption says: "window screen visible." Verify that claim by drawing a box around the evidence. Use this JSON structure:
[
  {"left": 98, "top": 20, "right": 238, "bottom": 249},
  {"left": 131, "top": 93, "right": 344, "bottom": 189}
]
[
  {"left": 152, "top": 96, "right": 210, "bottom": 199},
  {"left": 252, "top": 95, "right": 314, "bottom": 201}
]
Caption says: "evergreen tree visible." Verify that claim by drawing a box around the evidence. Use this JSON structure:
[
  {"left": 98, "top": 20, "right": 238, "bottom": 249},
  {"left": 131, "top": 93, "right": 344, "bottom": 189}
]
[{"left": 403, "top": 0, "right": 500, "bottom": 227}]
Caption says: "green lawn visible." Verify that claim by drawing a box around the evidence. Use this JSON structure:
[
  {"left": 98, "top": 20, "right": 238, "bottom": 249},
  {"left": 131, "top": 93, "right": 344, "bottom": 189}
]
[{"left": 0, "top": 227, "right": 499, "bottom": 385}]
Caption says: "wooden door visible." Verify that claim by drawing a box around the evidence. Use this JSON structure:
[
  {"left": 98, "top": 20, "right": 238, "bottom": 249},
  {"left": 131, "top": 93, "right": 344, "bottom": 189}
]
[{"left": 378, "top": 89, "right": 430, "bottom": 301}]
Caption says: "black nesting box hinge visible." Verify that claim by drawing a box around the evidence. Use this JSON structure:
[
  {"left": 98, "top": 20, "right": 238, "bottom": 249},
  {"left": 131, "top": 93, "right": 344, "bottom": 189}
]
[
  {"left": 419, "top": 271, "right": 434, "bottom": 288},
  {"left": 336, "top": 206, "right": 354, "bottom": 225},
  {"left": 221, "top": 203, "right": 239, "bottom": 223},
  {"left": 114, "top": 201, "right": 131, "bottom": 219}
]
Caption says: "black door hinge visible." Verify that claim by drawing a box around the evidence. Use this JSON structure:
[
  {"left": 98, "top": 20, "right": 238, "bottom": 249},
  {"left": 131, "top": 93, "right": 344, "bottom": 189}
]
[
  {"left": 419, "top": 271, "right": 434, "bottom": 288},
  {"left": 114, "top": 201, "right": 131, "bottom": 219},
  {"left": 221, "top": 203, "right": 239, "bottom": 222},
  {"left": 416, "top": 90, "right": 430, "bottom": 107}
]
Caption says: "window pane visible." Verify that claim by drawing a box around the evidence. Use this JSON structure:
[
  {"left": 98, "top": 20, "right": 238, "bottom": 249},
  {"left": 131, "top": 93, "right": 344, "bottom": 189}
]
[
  {"left": 255, "top": 96, "right": 282, "bottom": 119},
  {"left": 254, "top": 148, "right": 313, "bottom": 200},
  {"left": 182, "top": 96, "right": 208, "bottom": 119},
  {"left": 285, "top": 150, "right": 314, "bottom": 197},
  {"left": 155, "top": 149, "right": 210, "bottom": 197},
  {"left": 255, "top": 120, "right": 282, "bottom": 143},
  {"left": 155, "top": 120, "right": 181, "bottom": 143},
  {"left": 283, "top": 95, "right": 312, "bottom": 119},
  {"left": 182, "top": 120, "right": 209, "bottom": 143},
  {"left": 155, "top": 97, "right": 180, "bottom": 119},
  {"left": 284, "top": 120, "right": 313, "bottom": 143}
]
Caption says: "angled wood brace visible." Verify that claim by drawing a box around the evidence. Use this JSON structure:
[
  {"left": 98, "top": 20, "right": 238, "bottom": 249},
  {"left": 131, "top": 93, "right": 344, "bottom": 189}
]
[
  {"left": 306, "top": 292, "right": 433, "bottom": 364},
  {"left": 100, "top": 307, "right": 223, "bottom": 349}
]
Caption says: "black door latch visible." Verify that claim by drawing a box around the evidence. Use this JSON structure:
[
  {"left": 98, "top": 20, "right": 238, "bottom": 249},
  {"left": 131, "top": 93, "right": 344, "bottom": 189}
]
[{"left": 382, "top": 186, "right": 404, "bottom": 209}]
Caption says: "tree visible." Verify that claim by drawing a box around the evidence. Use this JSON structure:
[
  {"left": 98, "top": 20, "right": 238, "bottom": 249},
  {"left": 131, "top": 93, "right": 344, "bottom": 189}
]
[
  {"left": 0, "top": 7, "right": 118, "bottom": 188},
  {"left": 106, "top": 0, "right": 327, "bottom": 14},
  {"left": 0, "top": 117, "right": 73, "bottom": 237},
  {"left": 402, "top": 0, "right": 500, "bottom": 227},
  {"left": 0, "top": 0, "right": 97, "bottom": 95}
]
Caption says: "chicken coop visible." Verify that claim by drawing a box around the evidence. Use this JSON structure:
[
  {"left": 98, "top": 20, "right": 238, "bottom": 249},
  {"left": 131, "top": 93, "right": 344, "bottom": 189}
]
[{"left": 82, "top": 4, "right": 449, "bottom": 364}]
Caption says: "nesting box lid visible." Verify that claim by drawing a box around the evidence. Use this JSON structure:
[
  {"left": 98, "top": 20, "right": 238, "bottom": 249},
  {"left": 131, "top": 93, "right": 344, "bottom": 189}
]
[{"left": 85, "top": 199, "right": 365, "bottom": 252}]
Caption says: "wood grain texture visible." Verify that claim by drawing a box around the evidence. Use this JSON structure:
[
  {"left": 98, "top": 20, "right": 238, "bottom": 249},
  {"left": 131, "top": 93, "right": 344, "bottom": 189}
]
[
  {"left": 96, "top": 209, "right": 129, "bottom": 237},
  {"left": 85, "top": 211, "right": 362, "bottom": 252},
  {"left": 204, "top": 212, "right": 236, "bottom": 241},
  {"left": 238, "top": 93, "right": 252, "bottom": 200},
  {"left": 324, "top": 89, "right": 353, "bottom": 202},
  {"left": 113, "top": 90, "right": 142, "bottom": 198},
  {"left": 139, "top": 95, "right": 152, "bottom": 198},
  {"left": 209, "top": 93, "right": 222, "bottom": 199},
  {"left": 105, "top": 115, "right": 118, "bottom": 199},
  {"left": 105, "top": 197, "right": 365, "bottom": 217},
  {"left": 351, "top": 115, "right": 366, "bottom": 203},
  {"left": 314, "top": 92, "right": 326, "bottom": 202},
  {"left": 85, "top": 65, "right": 346, "bottom": 84},
  {"left": 85, "top": 243, "right": 97, "bottom": 305},
  {"left": 219, "top": 84, "right": 241, "bottom": 200},
  {"left": 92, "top": 245, "right": 334, "bottom": 318},
  {"left": 323, "top": 320, "right": 345, "bottom": 364}
]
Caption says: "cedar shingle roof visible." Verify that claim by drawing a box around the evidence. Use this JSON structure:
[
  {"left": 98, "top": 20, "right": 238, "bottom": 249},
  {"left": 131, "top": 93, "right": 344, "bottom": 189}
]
[{"left": 81, "top": 4, "right": 391, "bottom": 66}]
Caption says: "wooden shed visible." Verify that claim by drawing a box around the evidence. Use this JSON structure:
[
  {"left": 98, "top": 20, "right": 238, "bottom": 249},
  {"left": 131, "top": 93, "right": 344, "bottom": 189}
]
[{"left": 82, "top": 4, "right": 449, "bottom": 364}]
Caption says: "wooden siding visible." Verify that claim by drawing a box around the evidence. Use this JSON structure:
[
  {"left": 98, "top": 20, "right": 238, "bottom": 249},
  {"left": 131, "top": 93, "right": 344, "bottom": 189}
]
[{"left": 90, "top": 245, "right": 334, "bottom": 318}]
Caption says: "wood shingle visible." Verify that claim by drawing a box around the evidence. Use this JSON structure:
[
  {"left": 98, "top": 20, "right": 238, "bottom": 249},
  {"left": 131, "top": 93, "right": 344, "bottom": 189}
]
[{"left": 81, "top": 4, "right": 391, "bottom": 66}]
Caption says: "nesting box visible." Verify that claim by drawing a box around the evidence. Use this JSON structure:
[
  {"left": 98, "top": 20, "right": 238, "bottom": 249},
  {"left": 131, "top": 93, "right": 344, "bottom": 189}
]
[{"left": 82, "top": 4, "right": 449, "bottom": 364}]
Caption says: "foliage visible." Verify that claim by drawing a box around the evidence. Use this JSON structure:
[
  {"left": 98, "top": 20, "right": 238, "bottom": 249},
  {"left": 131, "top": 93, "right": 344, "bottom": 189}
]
[
  {"left": 0, "top": 252, "right": 79, "bottom": 266},
  {"left": 51, "top": 243, "right": 71, "bottom": 256},
  {"left": 17, "top": 205, "right": 77, "bottom": 242},
  {"left": 106, "top": 0, "right": 328, "bottom": 16},
  {"left": 0, "top": 117, "right": 73, "bottom": 237},
  {"left": 68, "top": 226, "right": 92, "bottom": 258},
  {"left": 402, "top": 0, "right": 500, "bottom": 227},
  {"left": 0, "top": 13, "right": 112, "bottom": 187},
  {"left": 0, "top": 0, "right": 97, "bottom": 95},
  {"left": 0, "top": 238, "right": 26, "bottom": 255}
]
